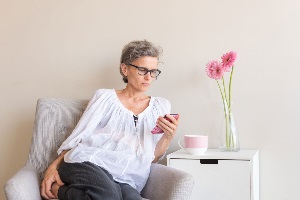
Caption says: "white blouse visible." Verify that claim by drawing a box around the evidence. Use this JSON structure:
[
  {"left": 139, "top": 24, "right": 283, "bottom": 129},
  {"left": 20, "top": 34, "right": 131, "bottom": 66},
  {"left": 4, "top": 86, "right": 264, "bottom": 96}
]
[{"left": 57, "top": 89, "right": 171, "bottom": 192}]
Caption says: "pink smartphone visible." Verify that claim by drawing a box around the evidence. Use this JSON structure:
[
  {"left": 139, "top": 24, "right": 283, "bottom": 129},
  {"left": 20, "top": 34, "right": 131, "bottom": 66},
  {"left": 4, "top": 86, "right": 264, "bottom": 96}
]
[{"left": 151, "top": 114, "right": 179, "bottom": 134}]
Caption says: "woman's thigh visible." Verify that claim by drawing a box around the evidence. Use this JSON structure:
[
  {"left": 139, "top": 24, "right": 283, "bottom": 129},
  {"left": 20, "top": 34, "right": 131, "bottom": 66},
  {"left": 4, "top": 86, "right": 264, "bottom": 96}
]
[
  {"left": 58, "top": 161, "right": 122, "bottom": 200},
  {"left": 59, "top": 161, "right": 114, "bottom": 185}
]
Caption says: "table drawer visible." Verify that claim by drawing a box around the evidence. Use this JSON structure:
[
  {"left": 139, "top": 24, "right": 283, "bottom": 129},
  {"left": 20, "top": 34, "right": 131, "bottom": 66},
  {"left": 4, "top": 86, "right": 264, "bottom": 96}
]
[{"left": 169, "top": 158, "right": 251, "bottom": 200}]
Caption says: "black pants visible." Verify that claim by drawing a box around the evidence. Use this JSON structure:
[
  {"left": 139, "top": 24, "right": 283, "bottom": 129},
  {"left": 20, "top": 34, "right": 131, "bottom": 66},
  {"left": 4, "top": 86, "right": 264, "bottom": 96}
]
[{"left": 57, "top": 161, "right": 142, "bottom": 200}]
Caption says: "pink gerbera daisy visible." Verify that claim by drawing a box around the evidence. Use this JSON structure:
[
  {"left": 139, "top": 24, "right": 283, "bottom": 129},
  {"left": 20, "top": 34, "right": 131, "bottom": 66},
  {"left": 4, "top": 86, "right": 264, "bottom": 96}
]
[
  {"left": 206, "top": 60, "right": 224, "bottom": 80},
  {"left": 221, "top": 51, "right": 237, "bottom": 72}
]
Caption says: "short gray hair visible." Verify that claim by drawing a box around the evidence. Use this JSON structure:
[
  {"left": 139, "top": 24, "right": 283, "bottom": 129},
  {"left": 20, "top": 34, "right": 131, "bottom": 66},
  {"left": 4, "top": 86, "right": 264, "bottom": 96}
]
[{"left": 120, "top": 40, "right": 162, "bottom": 83}]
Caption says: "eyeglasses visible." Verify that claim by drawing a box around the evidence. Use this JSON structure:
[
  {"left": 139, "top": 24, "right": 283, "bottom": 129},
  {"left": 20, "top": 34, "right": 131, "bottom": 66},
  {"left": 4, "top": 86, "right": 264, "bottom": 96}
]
[{"left": 127, "top": 64, "right": 161, "bottom": 78}]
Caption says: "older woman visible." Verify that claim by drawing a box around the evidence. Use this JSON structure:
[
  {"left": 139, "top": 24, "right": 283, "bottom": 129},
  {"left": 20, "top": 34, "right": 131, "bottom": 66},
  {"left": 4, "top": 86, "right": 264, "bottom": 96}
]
[{"left": 41, "top": 40, "right": 179, "bottom": 200}]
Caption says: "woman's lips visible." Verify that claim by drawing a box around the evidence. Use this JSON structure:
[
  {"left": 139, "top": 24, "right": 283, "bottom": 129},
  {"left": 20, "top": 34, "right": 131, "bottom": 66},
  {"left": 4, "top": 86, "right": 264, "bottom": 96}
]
[{"left": 142, "top": 83, "right": 150, "bottom": 86}]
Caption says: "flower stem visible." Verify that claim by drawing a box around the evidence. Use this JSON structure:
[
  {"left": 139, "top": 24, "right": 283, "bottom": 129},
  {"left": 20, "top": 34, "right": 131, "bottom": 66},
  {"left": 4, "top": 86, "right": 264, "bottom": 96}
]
[
  {"left": 228, "top": 66, "right": 234, "bottom": 112},
  {"left": 217, "top": 81, "right": 229, "bottom": 147},
  {"left": 217, "top": 81, "right": 226, "bottom": 110},
  {"left": 222, "top": 77, "right": 229, "bottom": 108}
]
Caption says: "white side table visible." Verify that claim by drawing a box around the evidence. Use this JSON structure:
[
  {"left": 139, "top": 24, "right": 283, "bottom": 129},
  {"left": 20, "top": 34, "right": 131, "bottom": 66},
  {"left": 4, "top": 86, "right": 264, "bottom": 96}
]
[{"left": 167, "top": 149, "right": 259, "bottom": 200}]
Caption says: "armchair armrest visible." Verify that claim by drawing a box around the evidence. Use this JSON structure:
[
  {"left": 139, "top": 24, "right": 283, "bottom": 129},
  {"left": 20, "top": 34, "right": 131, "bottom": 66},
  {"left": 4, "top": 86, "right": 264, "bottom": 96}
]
[
  {"left": 4, "top": 165, "right": 42, "bottom": 200},
  {"left": 141, "top": 164, "right": 194, "bottom": 200}
]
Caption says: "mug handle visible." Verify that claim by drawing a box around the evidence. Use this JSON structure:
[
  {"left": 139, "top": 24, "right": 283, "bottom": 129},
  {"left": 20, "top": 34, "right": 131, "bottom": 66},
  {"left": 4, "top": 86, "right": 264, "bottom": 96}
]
[{"left": 178, "top": 138, "right": 185, "bottom": 150}]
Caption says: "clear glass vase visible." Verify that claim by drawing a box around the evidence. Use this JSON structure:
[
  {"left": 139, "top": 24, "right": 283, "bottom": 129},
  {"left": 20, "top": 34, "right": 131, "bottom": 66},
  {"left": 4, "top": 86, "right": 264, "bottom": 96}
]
[{"left": 219, "top": 101, "right": 240, "bottom": 152}]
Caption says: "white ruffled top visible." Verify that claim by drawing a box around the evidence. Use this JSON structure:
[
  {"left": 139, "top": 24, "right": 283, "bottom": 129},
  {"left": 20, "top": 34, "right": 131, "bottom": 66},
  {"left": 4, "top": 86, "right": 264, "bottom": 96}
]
[{"left": 57, "top": 89, "right": 171, "bottom": 192}]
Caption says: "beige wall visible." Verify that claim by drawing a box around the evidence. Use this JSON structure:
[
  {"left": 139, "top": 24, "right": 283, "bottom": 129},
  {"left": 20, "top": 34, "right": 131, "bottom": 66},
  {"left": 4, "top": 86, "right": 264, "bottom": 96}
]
[{"left": 1, "top": 0, "right": 300, "bottom": 199}]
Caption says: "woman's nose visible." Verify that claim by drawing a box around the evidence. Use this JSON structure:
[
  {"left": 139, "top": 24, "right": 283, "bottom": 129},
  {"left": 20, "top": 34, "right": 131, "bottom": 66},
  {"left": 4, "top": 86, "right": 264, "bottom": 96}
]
[{"left": 144, "top": 72, "right": 152, "bottom": 79}]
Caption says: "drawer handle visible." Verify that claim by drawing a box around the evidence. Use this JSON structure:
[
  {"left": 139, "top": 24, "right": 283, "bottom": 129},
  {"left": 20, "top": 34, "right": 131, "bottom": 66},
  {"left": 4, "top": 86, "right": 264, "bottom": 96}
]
[{"left": 200, "top": 159, "right": 218, "bottom": 164}]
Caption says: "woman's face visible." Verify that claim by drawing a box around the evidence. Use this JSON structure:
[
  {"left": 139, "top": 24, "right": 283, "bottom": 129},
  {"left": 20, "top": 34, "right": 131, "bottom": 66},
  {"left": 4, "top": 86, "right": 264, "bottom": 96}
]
[{"left": 122, "top": 56, "right": 159, "bottom": 92}]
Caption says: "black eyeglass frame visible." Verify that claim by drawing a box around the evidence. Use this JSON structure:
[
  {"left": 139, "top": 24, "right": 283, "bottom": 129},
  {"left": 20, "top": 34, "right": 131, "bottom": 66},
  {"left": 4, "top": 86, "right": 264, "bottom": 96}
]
[{"left": 127, "top": 64, "right": 161, "bottom": 78}]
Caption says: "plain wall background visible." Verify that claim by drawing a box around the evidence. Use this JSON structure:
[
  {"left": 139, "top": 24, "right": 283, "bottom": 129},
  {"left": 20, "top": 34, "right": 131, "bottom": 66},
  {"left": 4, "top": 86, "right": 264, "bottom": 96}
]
[{"left": 1, "top": 0, "right": 300, "bottom": 199}]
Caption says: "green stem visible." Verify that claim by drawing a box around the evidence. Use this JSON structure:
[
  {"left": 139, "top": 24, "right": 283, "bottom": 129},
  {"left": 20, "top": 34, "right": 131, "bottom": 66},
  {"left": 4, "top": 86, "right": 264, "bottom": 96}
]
[
  {"left": 217, "top": 81, "right": 229, "bottom": 147},
  {"left": 229, "top": 114, "right": 233, "bottom": 147},
  {"left": 228, "top": 66, "right": 234, "bottom": 113},
  {"left": 217, "top": 81, "right": 226, "bottom": 112},
  {"left": 222, "top": 77, "right": 229, "bottom": 108}
]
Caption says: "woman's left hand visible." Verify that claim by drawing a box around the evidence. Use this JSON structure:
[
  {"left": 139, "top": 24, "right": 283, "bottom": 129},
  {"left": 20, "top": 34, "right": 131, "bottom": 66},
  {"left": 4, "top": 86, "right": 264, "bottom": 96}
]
[
  {"left": 156, "top": 114, "right": 180, "bottom": 139},
  {"left": 152, "top": 114, "right": 180, "bottom": 162}
]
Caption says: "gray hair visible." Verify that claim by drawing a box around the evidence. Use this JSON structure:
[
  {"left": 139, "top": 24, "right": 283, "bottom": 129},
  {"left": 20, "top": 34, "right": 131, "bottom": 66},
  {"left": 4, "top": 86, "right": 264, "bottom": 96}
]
[{"left": 120, "top": 40, "right": 163, "bottom": 83}]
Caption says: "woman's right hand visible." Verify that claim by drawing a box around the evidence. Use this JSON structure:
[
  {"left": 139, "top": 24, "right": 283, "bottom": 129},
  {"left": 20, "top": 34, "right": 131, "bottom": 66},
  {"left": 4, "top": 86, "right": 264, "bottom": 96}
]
[{"left": 41, "top": 167, "right": 64, "bottom": 199}]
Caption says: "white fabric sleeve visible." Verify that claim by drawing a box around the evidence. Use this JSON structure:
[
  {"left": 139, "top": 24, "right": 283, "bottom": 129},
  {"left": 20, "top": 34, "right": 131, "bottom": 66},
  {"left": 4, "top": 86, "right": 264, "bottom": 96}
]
[{"left": 57, "top": 89, "right": 107, "bottom": 155}]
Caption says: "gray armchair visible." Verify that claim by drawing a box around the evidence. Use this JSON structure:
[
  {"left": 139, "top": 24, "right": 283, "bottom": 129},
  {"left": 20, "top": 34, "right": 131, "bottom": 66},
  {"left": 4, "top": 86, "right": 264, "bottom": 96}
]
[{"left": 4, "top": 98, "right": 194, "bottom": 200}]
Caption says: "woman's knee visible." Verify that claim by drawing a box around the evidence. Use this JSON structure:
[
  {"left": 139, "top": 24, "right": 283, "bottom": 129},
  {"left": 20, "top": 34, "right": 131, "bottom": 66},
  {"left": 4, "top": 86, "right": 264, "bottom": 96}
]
[{"left": 119, "top": 183, "right": 142, "bottom": 200}]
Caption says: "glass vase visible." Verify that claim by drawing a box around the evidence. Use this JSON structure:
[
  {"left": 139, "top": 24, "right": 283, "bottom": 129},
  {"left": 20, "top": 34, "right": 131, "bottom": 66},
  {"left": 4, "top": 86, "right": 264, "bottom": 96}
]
[{"left": 219, "top": 101, "right": 240, "bottom": 152}]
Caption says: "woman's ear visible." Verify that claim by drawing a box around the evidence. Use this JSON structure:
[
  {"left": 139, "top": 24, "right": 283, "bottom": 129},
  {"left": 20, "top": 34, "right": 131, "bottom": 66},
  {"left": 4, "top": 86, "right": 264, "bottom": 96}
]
[{"left": 120, "top": 63, "right": 128, "bottom": 76}]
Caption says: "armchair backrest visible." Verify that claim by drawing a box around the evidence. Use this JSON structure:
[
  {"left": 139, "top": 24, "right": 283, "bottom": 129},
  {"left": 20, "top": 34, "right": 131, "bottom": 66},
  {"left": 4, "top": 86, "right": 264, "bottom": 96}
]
[{"left": 26, "top": 98, "right": 89, "bottom": 178}]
